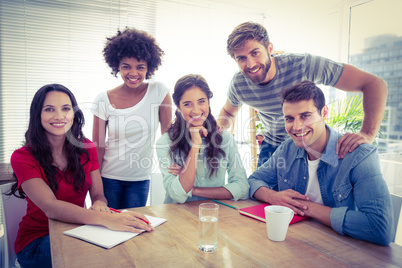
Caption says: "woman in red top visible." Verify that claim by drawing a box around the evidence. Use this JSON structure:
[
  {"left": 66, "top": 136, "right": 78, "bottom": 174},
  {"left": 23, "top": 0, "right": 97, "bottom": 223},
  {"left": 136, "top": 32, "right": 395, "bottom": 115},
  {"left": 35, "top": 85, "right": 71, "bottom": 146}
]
[{"left": 9, "top": 84, "right": 153, "bottom": 268}]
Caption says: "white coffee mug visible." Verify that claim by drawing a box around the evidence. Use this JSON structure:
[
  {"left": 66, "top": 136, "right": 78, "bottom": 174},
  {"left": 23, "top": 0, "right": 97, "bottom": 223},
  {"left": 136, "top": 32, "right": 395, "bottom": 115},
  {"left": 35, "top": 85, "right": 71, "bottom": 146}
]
[{"left": 264, "top": 205, "right": 294, "bottom": 242}]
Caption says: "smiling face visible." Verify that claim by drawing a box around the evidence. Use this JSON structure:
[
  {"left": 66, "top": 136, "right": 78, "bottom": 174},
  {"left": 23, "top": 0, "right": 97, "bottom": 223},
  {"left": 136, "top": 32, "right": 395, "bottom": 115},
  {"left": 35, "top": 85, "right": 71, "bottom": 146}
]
[
  {"left": 233, "top": 39, "right": 273, "bottom": 85},
  {"left": 119, "top": 57, "right": 148, "bottom": 89},
  {"left": 178, "top": 86, "right": 210, "bottom": 127},
  {"left": 283, "top": 99, "right": 328, "bottom": 159},
  {"left": 41, "top": 91, "right": 74, "bottom": 138}
]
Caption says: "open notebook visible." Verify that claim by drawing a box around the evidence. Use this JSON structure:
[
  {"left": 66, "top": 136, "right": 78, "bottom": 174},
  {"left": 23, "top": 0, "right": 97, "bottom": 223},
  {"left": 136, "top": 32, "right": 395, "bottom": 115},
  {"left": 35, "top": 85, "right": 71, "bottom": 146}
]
[{"left": 64, "top": 215, "right": 167, "bottom": 249}]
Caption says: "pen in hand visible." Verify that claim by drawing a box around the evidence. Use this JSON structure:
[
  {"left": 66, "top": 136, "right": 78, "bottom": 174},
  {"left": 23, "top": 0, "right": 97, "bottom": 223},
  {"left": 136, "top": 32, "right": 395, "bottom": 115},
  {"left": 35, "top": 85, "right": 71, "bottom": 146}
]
[{"left": 109, "top": 208, "right": 150, "bottom": 224}]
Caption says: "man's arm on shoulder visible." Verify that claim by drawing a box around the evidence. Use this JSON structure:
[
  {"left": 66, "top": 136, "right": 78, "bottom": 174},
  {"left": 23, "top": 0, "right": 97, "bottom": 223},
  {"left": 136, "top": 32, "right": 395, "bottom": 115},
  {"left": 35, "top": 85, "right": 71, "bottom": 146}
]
[
  {"left": 334, "top": 64, "right": 387, "bottom": 158},
  {"left": 217, "top": 99, "right": 241, "bottom": 130}
]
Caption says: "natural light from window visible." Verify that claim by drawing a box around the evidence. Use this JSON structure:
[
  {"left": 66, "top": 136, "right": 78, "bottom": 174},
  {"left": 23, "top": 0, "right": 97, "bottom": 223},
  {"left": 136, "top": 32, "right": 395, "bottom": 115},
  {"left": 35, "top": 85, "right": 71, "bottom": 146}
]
[{"left": 348, "top": 0, "right": 402, "bottom": 195}]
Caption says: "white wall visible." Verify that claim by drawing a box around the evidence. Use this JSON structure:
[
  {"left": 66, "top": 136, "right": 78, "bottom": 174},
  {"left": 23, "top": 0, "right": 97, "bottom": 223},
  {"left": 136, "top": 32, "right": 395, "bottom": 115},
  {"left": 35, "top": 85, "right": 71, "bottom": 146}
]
[{"left": 149, "top": 0, "right": 347, "bottom": 145}]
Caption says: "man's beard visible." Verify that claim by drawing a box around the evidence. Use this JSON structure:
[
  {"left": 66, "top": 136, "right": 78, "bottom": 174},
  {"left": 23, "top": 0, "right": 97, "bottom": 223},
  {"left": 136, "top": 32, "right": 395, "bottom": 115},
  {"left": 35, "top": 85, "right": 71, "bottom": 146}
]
[{"left": 246, "top": 56, "right": 272, "bottom": 85}]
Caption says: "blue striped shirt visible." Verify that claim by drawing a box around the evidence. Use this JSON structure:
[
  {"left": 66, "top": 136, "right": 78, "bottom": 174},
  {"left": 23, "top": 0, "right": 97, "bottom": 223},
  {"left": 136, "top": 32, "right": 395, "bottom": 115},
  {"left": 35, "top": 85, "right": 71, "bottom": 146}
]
[{"left": 227, "top": 53, "right": 344, "bottom": 146}]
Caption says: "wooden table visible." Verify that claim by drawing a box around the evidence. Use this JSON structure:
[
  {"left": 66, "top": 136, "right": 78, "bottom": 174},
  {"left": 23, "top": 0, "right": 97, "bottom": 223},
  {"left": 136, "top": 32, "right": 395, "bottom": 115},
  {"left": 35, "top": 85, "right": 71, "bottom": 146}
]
[{"left": 49, "top": 200, "right": 402, "bottom": 267}]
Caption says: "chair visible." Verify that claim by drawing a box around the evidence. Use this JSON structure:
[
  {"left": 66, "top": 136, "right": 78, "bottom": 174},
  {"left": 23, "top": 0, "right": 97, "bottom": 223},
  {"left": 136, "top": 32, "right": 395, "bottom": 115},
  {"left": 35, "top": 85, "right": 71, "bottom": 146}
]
[
  {"left": 391, "top": 193, "right": 402, "bottom": 245},
  {"left": 0, "top": 182, "right": 26, "bottom": 268},
  {"left": 395, "top": 205, "right": 402, "bottom": 246},
  {"left": 149, "top": 173, "right": 165, "bottom": 205},
  {"left": 249, "top": 106, "right": 259, "bottom": 172}
]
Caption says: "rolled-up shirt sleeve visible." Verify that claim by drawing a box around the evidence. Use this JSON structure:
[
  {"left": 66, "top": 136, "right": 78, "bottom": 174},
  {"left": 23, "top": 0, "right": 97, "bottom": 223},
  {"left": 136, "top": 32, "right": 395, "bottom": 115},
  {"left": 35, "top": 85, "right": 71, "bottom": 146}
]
[
  {"left": 248, "top": 144, "right": 282, "bottom": 199},
  {"left": 221, "top": 132, "right": 249, "bottom": 200},
  {"left": 329, "top": 151, "right": 393, "bottom": 245}
]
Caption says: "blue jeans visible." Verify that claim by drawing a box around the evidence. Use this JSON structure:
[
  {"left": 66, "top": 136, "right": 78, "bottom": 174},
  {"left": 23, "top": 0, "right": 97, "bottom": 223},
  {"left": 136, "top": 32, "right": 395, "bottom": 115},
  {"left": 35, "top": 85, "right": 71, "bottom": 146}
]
[
  {"left": 257, "top": 140, "right": 279, "bottom": 168},
  {"left": 102, "top": 177, "right": 150, "bottom": 209},
  {"left": 17, "top": 235, "right": 52, "bottom": 268}
]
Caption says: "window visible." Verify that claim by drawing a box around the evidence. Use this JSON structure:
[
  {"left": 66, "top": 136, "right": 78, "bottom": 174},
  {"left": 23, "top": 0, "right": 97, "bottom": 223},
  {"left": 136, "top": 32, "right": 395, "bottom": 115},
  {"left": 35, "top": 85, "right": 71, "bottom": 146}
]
[
  {"left": 349, "top": 0, "right": 402, "bottom": 154},
  {"left": 348, "top": 0, "right": 402, "bottom": 195},
  {"left": 0, "top": 0, "right": 264, "bottom": 165},
  {"left": 0, "top": 0, "right": 157, "bottom": 163}
]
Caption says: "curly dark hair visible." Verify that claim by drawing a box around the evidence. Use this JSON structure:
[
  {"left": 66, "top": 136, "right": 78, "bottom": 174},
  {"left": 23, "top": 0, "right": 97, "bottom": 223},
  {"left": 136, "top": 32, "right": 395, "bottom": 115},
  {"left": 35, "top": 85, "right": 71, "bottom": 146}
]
[
  {"left": 168, "top": 74, "right": 225, "bottom": 178},
  {"left": 9, "top": 84, "right": 89, "bottom": 198},
  {"left": 103, "top": 27, "right": 164, "bottom": 79}
]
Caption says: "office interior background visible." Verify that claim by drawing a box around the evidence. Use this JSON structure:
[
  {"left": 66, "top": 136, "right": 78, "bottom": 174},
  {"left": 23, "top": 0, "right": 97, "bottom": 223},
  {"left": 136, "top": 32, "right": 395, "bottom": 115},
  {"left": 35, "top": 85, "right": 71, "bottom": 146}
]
[{"left": 1, "top": 0, "right": 401, "bottom": 195}]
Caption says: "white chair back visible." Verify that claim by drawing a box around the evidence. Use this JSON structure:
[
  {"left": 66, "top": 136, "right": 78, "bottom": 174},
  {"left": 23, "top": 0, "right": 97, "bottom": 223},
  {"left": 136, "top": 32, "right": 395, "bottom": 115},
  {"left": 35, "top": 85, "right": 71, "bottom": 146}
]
[
  {"left": 395, "top": 205, "right": 402, "bottom": 246},
  {"left": 150, "top": 173, "right": 165, "bottom": 205},
  {"left": 391, "top": 194, "right": 402, "bottom": 245},
  {"left": 0, "top": 182, "right": 27, "bottom": 268}
]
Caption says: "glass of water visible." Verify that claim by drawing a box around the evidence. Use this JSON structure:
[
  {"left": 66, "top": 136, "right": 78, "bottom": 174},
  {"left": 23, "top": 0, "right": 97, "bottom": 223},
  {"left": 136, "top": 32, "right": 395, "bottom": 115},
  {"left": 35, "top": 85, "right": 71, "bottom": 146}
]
[{"left": 198, "top": 203, "right": 219, "bottom": 252}]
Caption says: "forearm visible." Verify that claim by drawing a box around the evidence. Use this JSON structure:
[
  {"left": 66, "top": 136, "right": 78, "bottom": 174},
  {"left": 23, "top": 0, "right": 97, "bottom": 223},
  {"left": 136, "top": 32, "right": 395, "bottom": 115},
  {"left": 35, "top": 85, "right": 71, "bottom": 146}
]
[
  {"left": 225, "top": 134, "right": 249, "bottom": 200},
  {"left": 333, "top": 157, "right": 393, "bottom": 245},
  {"left": 253, "top": 186, "right": 276, "bottom": 203},
  {"left": 178, "top": 146, "right": 200, "bottom": 192},
  {"left": 360, "top": 78, "right": 387, "bottom": 140},
  {"left": 159, "top": 101, "right": 172, "bottom": 134},
  {"left": 192, "top": 186, "right": 233, "bottom": 199},
  {"left": 91, "top": 195, "right": 108, "bottom": 206},
  {"left": 217, "top": 108, "right": 236, "bottom": 130},
  {"left": 92, "top": 115, "right": 107, "bottom": 172},
  {"left": 335, "top": 64, "right": 388, "bottom": 141},
  {"left": 96, "top": 147, "right": 105, "bottom": 173},
  {"left": 331, "top": 206, "right": 393, "bottom": 245},
  {"left": 46, "top": 199, "right": 152, "bottom": 233},
  {"left": 299, "top": 201, "right": 331, "bottom": 227},
  {"left": 44, "top": 199, "right": 109, "bottom": 225}
]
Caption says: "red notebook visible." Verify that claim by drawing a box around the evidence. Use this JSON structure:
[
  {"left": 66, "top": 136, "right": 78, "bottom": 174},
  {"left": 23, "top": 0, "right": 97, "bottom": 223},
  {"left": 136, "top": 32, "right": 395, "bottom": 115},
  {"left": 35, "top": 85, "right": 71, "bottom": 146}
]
[{"left": 239, "top": 203, "right": 308, "bottom": 224}]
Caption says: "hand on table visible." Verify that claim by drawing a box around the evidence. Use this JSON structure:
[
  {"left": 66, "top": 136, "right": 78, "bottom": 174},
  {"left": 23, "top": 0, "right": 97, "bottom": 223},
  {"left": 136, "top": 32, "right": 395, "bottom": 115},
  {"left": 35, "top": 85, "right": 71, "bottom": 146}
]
[
  {"left": 268, "top": 189, "right": 310, "bottom": 216},
  {"left": 89, "top": 200, "right": 111, "bottom": 213},
  {"left": 104, "top": 211, "right": 154, "bottom": 233}
]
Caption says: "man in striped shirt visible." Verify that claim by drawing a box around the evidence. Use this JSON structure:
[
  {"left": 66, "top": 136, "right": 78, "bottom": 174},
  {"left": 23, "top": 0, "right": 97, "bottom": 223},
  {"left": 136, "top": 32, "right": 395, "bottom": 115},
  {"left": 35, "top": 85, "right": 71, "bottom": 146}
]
[{"left": 218, "top": 21, "right": 387, "bottom": 168}]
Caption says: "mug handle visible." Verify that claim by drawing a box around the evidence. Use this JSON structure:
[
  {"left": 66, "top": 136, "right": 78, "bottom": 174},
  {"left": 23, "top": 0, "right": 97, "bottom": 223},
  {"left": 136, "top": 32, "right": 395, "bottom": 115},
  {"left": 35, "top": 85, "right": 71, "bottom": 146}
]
[{"left": 288, "top": 210, "right": 294, "bottom": 224}]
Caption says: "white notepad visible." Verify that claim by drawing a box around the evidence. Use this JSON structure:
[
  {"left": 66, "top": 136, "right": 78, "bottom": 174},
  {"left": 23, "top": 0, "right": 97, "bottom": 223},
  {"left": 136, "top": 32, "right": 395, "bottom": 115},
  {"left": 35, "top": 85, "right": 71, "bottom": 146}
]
[{"left": 63, "top": 215, "right": 167, "bottom": 249}]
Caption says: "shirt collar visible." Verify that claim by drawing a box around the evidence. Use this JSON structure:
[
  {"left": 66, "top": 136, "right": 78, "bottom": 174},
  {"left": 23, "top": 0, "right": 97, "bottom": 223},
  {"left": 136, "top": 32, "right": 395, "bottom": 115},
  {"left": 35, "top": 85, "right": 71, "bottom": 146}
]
[{"left": 294, "top": 125, "right": 341, "bottom": 166}]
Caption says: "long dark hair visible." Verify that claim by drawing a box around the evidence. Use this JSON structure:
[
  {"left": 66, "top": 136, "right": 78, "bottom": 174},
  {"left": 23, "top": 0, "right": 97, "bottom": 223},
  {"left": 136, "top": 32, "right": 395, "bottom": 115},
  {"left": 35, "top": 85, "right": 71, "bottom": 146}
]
[
  {"left": 10, "top": 84, "right": 89, "bottom": 198},
  {"left": 168, "top": 74, "right": 225, "bottom": 178}
]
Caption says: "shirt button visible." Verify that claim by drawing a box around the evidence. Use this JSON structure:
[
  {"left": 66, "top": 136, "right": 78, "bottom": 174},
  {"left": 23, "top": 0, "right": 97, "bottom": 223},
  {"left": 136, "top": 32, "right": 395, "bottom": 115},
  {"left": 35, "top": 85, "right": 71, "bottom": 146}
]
[
  {"left": 284, "top": 179, "right": 287, "bottom": 182},
  {"left": 339, "top": 194, "right": 342, "bottom": 198},
  {"left": 304, "top": 177, "right": 307, "bottom": 180}
]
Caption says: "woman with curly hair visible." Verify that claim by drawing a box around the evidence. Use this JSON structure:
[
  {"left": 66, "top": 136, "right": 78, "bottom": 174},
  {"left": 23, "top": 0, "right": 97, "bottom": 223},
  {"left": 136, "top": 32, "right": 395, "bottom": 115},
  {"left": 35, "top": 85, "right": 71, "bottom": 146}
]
[
  {"left": 91, "top": 27, "right": 172, "bottom": 209},
  {"left": 10, "top": 84, "right": 152, "bottom": 268},
  {"left": 156, "top": 74, "right": 249, "bottom": 204}
]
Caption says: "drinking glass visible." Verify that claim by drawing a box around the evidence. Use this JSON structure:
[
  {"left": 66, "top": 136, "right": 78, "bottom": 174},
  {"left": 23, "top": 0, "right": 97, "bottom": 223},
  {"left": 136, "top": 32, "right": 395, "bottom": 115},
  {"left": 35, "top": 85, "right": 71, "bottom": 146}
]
[{"left": 198, "top": 203, "right": 219, "bottom": 252}]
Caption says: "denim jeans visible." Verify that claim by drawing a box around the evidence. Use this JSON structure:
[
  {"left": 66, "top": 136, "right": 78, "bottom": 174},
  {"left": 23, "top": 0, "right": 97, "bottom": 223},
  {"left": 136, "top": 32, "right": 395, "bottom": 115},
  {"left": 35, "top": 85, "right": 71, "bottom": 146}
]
[
  {"left": 257, "top": 140, "right": 279, "bottom": 168},
  {"left": 17, "top": 235, "right": 52, "bottom": 268},
  {"left": 102, "top": 177, "right": 150, "bottom": 209}
]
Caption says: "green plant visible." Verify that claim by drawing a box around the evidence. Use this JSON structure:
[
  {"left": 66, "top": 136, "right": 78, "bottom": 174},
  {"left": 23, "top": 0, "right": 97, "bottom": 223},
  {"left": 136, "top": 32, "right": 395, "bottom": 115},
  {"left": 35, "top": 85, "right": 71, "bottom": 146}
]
[
  {"left": 326, "top": 94, "right": 364, "bottom": 134},
  {"left": 255, "top": 122, "right": 264, "bottom": 135},
  {"left": 327, "top": 94, "right": 382, "bottom": 146}
]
